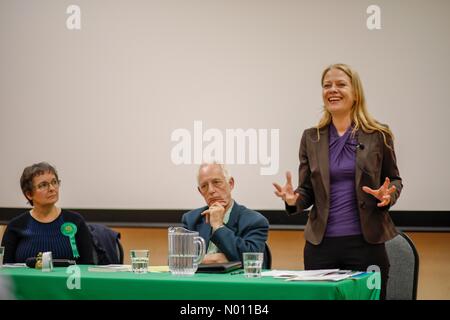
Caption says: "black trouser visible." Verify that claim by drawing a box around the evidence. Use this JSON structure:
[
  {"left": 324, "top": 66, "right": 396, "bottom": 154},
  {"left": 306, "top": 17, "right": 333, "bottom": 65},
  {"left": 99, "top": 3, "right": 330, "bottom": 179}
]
[{"left": 304, "top": 235, "right": 390, "bottom": 300}]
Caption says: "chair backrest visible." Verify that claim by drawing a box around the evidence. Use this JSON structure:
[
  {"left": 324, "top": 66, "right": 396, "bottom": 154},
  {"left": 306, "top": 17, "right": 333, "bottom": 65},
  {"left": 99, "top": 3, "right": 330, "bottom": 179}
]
[
  {"left": 264, "top": 243, "right": 272, "bottom": 269},
  {"left": 88, "top": 223, "right": 124, "bottom": 265},
  {"left": 385, "top": 232, "right": 419, "bottom": 300}
]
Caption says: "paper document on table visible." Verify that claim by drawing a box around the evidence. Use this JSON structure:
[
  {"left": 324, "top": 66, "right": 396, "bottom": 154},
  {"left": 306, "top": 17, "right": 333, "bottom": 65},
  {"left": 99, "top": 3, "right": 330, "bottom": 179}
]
[
  {"left": 149, "top": 265, "right": 170, "bottom": 272},
  {"left": 261, "top": 269, "right": 339, "bottom": 278},
  {"left": 286, "top": 270, "right": 365, "bottom": 282},
  {"left": 88, "top": 265, "right": 131, "bottom": 272},
  {"left": 87, "top": 265, "right": 170, "bottom": 273},
  {"left": 1, "top": 263, "right": 27, "bottom": 268}
]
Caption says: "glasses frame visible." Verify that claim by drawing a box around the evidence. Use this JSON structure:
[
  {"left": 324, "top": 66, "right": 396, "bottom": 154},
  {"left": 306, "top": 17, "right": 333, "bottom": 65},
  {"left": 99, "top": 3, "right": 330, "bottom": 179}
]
[{"left": 33, "top": 179, "right": 61, "bottom": 192}]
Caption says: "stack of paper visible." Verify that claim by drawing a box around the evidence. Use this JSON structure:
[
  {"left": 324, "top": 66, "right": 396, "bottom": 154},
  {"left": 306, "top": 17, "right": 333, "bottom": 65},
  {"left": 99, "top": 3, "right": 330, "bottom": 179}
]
[
  {"left": 287, "top": 270, "right": 364, "bottom": 282},
  {"left": 261, "top": 269, "right": 364, "bottom": 281}
]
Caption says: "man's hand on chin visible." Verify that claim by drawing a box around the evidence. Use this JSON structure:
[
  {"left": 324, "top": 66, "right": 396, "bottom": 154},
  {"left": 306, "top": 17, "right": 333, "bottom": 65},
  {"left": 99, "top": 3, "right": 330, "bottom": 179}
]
[
  {"left": 208, "top": 202, "right": 226, "bottom": 229},
  {"left": 202, "top": 253, "right": 229, "bottom": 264},
  {"left": 201, "top": 202, "right": 225, "bottom": 226}
]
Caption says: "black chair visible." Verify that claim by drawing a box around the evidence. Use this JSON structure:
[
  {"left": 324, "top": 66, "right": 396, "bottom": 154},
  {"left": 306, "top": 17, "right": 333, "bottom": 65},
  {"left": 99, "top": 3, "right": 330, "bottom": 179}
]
[
  {"left": 385, "top": 231, "right": 419, "bottom": 300},
  {"left": 88, "top": 223, "right": 124, "bottom": 265},
  {"left": 264, "top": 243, "right": 272, "bottom": 269}
]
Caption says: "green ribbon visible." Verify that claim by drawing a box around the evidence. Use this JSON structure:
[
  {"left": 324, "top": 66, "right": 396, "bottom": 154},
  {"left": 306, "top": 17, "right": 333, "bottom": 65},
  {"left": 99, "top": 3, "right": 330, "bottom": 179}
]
[{"left": 61, "top": 222, "right": 79, "bottom": 258}]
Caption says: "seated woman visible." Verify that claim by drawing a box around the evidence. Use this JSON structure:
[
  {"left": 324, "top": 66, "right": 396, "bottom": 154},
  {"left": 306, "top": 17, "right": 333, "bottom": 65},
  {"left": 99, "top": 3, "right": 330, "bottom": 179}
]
[{"left": 1, "top": 162, "right": 94, "bottom": 264}]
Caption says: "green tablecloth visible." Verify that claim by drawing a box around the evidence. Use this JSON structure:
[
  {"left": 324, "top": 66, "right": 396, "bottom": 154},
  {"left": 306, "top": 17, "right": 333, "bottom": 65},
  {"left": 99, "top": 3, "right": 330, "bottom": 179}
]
[{"left": 0, "top": 266, "right": 380, "bottom": 300}]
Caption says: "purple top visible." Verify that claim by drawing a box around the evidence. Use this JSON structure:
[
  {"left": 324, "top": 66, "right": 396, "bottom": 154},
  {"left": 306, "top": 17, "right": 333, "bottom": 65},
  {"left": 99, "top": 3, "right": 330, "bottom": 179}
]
[{"left": 325, "top": 123, "right": 362, "bottom": 237}]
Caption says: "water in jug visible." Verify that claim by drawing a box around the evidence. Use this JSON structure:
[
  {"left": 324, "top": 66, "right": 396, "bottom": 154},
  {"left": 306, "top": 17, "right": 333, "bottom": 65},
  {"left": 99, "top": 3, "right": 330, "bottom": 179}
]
[{"left": 168, "top": 227, "right": 206, "bottom": 275}]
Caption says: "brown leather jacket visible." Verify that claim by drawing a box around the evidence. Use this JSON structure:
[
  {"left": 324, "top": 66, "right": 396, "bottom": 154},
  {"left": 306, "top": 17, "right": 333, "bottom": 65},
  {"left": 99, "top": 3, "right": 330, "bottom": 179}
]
[{"left": 287, "top": 126, "right": 403, "bottom": 245}]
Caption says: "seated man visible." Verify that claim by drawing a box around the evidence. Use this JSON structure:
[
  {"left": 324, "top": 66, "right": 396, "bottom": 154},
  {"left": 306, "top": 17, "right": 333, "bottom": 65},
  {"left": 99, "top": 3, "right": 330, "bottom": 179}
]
[{"left": 182, "top": 162, "right": 269, "bottom": 267}]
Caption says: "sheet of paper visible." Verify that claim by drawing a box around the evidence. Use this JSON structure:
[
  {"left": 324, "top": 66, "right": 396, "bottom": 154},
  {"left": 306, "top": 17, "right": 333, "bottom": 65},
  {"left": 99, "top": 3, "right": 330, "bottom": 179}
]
[
  {"left": 286, "top": 270, "right": 366, "bottom": 282},
  {"left": 149, "top": 265, "right": 169, "bottom": 272},
  {"left": 88, "top": 265, "right": 131, "bottom": 272},
  {"left": 1, "top": 263, "right": 27, "bottom": 268},
  {"left": 261, "top": 269, "right": 339, "bottom": 278},
  {"left": 87, "top": 265, "right": 170, "bottom": 272}
]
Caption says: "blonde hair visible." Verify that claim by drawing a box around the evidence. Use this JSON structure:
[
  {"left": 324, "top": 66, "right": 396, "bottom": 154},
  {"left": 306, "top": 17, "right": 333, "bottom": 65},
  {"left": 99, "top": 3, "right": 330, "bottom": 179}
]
[{"left": 317, "top": 63, "right": 393, "bottom": 148}]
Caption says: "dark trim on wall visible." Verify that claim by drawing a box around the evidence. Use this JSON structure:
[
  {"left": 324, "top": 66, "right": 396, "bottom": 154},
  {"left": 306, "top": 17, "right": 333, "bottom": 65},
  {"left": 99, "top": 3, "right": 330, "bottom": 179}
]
[{"left": 1, "top": 207, "right": 450, "bottom": 231}]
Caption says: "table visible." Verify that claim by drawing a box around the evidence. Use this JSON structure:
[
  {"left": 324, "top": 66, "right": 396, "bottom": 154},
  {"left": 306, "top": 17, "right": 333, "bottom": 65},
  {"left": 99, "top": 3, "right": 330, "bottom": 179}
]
[{"left": 0, "top": 266, "right": 380, "bottom": 300}]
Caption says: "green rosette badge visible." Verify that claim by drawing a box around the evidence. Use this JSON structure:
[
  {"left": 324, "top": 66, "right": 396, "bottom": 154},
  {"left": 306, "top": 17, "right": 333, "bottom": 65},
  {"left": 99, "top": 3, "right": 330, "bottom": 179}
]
[{"left": 61, "top": 222, "right": 80, "bottom": 258}]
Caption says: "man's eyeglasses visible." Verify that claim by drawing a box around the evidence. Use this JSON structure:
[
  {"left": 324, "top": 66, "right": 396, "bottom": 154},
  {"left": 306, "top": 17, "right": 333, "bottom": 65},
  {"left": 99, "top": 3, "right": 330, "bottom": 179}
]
[{"left": 34, "top": 179, "right": 61, "bottom": 191}]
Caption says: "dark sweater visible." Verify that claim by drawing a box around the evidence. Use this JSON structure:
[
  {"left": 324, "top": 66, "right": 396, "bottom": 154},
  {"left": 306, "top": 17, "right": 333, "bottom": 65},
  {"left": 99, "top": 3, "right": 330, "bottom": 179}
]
[{"left": 1, "top": 210, "right": 94, "bottom": 264}]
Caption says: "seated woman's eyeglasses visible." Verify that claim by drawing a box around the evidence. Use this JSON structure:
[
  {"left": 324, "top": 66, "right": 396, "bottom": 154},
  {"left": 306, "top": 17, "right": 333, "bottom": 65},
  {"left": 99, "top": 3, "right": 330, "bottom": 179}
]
[{"left": 35, "top": 179, "right": 61, "bottom": 191}]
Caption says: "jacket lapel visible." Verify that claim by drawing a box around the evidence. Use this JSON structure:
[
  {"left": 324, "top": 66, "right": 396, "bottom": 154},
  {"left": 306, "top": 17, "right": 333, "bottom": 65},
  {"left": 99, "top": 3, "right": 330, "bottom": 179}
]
[
  {"left": 315, "top": 126, "right": 330, "bottom": 198},
  {"left": 225, "top": 201, "right": 239, "bottom": 232},
  {"left": 355, "top": 130, "right": 371, "bottom": 188}
]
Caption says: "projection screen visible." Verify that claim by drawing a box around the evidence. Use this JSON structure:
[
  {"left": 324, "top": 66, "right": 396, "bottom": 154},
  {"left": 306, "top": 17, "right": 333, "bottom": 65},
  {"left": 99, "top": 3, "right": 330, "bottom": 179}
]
[{"left": 1, "top": 0, "right": 449, "bottom": 211}]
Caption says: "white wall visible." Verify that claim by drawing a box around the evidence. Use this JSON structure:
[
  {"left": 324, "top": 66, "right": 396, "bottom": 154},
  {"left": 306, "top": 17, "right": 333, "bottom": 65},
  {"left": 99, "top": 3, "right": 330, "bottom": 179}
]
[{"left": 1, "top": 0, "right": 449, "bottom": 210}]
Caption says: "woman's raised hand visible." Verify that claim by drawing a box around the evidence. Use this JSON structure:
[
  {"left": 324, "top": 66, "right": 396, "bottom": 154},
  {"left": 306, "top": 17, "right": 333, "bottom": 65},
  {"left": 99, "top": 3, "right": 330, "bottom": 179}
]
[
  {"left": 273, "top": 171, "right": 300, "bottom": 206},
  {"left": 362, "top": 177, "right": 396, "bottom": 207}
]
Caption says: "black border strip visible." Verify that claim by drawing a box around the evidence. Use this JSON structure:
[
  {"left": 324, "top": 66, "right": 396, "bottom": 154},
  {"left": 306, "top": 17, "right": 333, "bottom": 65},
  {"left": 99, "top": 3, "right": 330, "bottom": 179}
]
[{"left": 1, "top": 207, "right": 450, "bottom": 231}]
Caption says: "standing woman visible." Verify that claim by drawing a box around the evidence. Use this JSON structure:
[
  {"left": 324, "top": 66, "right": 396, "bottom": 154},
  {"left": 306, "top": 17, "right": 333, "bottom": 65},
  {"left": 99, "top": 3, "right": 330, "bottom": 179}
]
[
  {"left": 273, "top": 63, "right": 402, "bottom": 300},
  {"left": 1, "top": 162, "right": 94, "bottom": 264}
]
